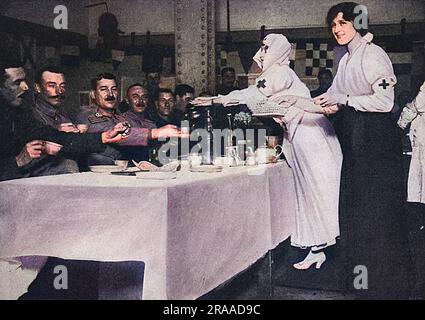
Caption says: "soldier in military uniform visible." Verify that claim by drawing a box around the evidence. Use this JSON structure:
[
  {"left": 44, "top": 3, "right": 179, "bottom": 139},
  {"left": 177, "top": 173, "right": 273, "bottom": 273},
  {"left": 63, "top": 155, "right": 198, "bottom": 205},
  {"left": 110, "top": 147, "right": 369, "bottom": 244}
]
[
  {"left": 30, "top": 66, "right": 82, "bottom": 173},
  {"left": 122, "top": 84, "right": 157, "bottom": 162},
  {"left": 33, "top": 66, "right": 79, "bottom": 132},
  {"left": 75, "top": 73, "right": 184, "bottom": 166}
]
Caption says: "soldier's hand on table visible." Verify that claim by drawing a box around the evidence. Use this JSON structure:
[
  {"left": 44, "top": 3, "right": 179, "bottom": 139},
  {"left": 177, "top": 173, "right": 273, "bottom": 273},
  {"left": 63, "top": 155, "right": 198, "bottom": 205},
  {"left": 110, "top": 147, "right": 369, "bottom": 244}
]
[
  {"left": 151, "top": 125, "right": 189, "bottom": 139},
  {"left": 15, "top": 140, "right": 45, "bottom": 167}
]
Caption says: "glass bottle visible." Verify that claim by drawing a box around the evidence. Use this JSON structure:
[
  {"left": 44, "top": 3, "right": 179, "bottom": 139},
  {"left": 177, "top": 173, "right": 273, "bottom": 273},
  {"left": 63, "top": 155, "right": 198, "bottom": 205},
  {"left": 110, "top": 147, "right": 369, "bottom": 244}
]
[{"left": 202, "top": 109, "right": 214, "bottom": 165}]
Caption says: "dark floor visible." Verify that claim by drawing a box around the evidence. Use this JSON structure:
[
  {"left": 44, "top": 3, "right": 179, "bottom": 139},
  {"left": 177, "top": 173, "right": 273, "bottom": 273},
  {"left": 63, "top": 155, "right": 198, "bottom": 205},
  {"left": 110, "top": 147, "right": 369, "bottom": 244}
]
[
  {"left": 200, "top": 239, "right": 356, "bottom": 300},
  {"left": 201, "top": 232, "right": 424, "bottom": 301},
  {"left": 21, "top": 233, "right": 423, "bottom": 300}
]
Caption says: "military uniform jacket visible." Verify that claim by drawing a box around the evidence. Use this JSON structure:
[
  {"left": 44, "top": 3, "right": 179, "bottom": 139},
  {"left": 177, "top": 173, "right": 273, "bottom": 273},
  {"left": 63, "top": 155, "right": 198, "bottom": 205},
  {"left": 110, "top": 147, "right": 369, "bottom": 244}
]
[
  {"left": 76, "top": 107, "right": 151, "bottom": 146},
  {"left": 0, "top": 95, "right": 104, "bottom": 181},
  {"left": 32, "top": 96, "right": 74, "bottom": 129}
]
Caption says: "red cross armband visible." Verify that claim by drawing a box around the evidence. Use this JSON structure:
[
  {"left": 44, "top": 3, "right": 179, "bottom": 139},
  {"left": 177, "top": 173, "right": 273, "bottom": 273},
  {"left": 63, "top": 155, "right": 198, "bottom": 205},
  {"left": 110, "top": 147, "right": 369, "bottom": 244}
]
[{"left": 372, "top": 76, "right": 397, "bottom": 94}]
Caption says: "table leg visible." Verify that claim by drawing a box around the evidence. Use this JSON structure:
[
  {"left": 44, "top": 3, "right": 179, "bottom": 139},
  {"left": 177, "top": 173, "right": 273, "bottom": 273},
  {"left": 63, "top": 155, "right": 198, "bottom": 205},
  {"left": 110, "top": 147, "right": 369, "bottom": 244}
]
[{"left": 257, "top": 250, "right": 274, "bottom": 299}]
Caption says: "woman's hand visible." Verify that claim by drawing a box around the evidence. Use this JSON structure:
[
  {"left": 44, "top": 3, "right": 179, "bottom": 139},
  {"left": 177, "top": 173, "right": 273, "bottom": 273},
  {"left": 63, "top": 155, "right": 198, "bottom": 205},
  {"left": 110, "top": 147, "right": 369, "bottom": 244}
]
[
  {"left": 322, "top": 105, "right": 340, "bottom": 116},
  {"left": 192, "top": 95, "right": 239, "bottom": 107},
  {"left": 273, "top": 95, "right": 324, "bottom": 114},
  {"left": 314, "top": 92, "right": 347, "bottom": 107}
]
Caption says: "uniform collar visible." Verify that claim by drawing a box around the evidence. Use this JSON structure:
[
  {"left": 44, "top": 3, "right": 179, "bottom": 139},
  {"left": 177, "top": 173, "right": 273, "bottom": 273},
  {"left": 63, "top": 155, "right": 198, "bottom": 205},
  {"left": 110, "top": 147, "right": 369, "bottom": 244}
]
[
  {"left": 35, "top": 96, "right": 60, "bottom": 119},
  {"left": 347, "top": 32, "right": 363, "bottom": 55},
  {"left": 95, "top": 106, "right": 119, "bottom": 118},
  {"left": 128, "top": 109, "right": 149, "bottom": 119}
]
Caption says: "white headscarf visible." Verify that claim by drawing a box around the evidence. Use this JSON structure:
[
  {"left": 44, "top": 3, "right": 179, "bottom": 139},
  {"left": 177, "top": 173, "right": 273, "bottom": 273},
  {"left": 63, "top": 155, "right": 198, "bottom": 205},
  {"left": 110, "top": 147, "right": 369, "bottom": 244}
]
[{"left": 253, "top": 34, "right": 291, "bottom": 73}]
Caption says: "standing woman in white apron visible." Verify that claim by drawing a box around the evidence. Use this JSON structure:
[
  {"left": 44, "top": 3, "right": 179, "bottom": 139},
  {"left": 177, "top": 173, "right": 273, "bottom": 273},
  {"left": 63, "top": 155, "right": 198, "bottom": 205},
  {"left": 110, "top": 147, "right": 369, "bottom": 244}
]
[{"left": 193, "top": 34, "right": 343, "bottom": 270}]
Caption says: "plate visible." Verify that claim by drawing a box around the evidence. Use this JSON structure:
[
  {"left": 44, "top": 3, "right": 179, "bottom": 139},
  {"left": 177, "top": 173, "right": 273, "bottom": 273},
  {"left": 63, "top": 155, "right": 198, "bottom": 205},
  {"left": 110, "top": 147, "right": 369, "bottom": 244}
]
[
  {"left": 119, "top": 167, "right": 142, "bottom": 173},
  {"left": 89, "top": 165, "right": 121, "bottom": 174},
  {"left": 189, "top": 165, "right": 223, "bottom": 173},
  {"left": 135, "top": 171, "right": 177, "bottom": 180}
]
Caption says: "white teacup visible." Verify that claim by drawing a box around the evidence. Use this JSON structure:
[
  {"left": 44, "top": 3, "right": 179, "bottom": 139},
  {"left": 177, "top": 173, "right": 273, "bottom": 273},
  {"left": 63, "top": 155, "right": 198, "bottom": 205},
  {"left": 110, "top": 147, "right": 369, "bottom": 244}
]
[
  {"left": 214, "top": 156, "right": 230, "bottom": 166},
  {"left": 179, "top": 159, "right": 190, "bottom": 172},
  {"left": 114, "top": 160, "right": 129, "bottom": 171},
  {"left": 189, "top": 153, "right": 202, "bottom": 167},
  {"left": 43, "top": 141, "right": 63, "bottom": 156}
]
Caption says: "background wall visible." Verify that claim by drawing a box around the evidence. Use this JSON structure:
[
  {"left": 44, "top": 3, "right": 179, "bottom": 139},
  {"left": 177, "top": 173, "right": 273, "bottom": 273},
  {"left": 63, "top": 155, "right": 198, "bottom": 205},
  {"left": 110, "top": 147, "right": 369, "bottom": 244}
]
[
  {"left": 87, "top": 0, "right": 174, "bottom": 36},
  {"left": 216, "top": 0, "right": 425, "bottom": 31},
  {"left": 2, "top": 0, "right": 424, "bottom": 37},
  {"left": 1, "top": 0, "right": 423, "bottom": 111},
  {"left": 0, "top": 0, "right": 89, "bottom": 35}
]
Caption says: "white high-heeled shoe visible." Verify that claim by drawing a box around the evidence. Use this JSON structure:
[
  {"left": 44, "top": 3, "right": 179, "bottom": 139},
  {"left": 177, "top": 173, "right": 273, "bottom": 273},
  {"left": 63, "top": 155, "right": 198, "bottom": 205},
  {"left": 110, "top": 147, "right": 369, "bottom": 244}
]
[{"left": 293, "top": 250, "right": 326, "bottom": 270}]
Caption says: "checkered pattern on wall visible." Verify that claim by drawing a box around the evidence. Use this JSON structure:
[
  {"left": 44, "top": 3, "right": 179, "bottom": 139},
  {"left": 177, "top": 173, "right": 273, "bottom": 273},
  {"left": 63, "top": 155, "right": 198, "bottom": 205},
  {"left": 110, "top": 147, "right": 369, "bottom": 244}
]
[{"left": 290, "top": 41, "right": 335, "bottom": 77}]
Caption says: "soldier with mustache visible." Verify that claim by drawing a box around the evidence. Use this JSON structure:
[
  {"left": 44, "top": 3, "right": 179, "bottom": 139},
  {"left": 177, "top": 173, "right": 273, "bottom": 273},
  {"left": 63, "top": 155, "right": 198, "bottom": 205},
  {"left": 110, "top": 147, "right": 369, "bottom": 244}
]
[
  {"left": 76, "top": 74, "right": 184, "bottom": 166},
  {"left": 33, "top": 66, "right": 79, "bottom": 133},
  {"left": 121, "top": 84, "right": 157, "bottom": 162}
]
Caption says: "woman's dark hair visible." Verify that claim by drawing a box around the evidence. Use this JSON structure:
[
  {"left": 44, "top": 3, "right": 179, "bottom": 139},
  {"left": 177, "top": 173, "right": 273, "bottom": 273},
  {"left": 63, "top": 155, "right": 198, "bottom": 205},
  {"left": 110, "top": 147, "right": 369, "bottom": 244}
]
[
  {"left": 327, "top": 2, "right": 369, "bottom": 35},
  {"left": 327, "top": 2, "right": 359, "bottom": 26}
]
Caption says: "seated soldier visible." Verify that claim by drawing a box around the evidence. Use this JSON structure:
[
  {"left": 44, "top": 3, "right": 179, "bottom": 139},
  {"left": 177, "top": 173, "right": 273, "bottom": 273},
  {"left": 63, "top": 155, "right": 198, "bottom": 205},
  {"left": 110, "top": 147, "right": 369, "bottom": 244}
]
[
  {"left": 310, "top": 69, "right": 333, "bottom": 98},
  {"left": 122, "top": 84, "right": 157, "bottom": 162},
  {"left": 218, "top": 67, "right": 240, "bottom": 95},
  {"left": 75, "top": 73, "right": 183, "bottom": 166},
  {"left": 32, "top": 66, "right": 83, "bottom": 173},
  {"left": 0, "top": 59, "right": 127, "bottom": 182},
  {"left": 33, "top": 66, "right": 80, "bottom": 131},
  {"left": 174, "top": 84, "right": 195, "bottom": 113},
  {"left": 0, "top": 58, "right": 129, "bottom": 300},
  {"left": 148, "top": 88, "right": 184, "bottom": 128}
]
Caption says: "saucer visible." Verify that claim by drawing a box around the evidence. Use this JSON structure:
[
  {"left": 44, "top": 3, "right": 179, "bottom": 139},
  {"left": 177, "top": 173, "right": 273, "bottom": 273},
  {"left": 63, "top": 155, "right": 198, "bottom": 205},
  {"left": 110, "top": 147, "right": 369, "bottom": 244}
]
[
  {"left": 189, "top": 165, "right": 223, "bottom": 173},
  {"left": 89, "top": 165, "right": 121, "bottom": 174}
]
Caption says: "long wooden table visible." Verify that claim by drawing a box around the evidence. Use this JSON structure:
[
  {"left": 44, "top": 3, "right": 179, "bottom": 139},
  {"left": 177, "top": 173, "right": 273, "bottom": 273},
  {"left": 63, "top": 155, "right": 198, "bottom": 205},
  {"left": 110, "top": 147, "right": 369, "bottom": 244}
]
[{"left": 0, "top": 162, "right": 295, "bottom": 299}]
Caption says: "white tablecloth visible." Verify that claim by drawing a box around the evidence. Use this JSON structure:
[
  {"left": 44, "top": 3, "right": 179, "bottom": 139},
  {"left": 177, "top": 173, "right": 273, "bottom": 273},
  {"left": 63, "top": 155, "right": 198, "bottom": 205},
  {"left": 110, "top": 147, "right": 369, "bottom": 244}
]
[{"left": 0, "top": 162, "right": 295, "bottom": 299}]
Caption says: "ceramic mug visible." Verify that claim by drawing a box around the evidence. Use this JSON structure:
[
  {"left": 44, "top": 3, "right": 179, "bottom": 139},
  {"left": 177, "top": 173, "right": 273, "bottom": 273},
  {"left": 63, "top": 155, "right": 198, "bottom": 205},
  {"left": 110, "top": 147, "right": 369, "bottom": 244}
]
[
  {"left": 189, "top": 153, "right": 202, "bottom": 167},
  {"left": 114, "top": 160, "right": 129, "bottom": 171}
]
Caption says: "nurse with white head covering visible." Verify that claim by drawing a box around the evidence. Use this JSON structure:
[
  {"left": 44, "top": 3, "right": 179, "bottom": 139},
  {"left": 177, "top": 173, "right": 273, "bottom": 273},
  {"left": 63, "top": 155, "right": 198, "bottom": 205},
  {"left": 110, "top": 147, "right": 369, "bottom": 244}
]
[{"left": 194, "top": 33, "right": 343, "bottom": 270}]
